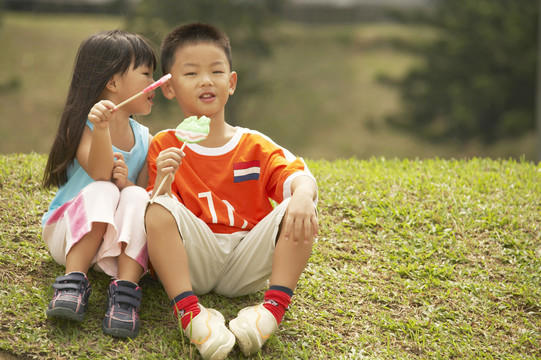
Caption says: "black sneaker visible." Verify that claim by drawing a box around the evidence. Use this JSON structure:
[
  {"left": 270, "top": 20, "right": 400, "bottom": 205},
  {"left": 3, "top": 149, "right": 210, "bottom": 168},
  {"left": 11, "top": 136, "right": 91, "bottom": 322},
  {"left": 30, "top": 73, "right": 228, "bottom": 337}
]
[
  {"left": 46, "top": 272, "right": 92, "bottom": 322},
  {"left": 102, "top": 280, "right": 142, "bottom": 338}
]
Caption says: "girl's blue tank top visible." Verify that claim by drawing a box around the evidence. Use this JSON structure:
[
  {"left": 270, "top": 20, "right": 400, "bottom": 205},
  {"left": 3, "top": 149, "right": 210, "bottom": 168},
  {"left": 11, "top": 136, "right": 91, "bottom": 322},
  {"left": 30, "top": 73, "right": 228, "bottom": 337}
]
[{"left": 42, "top": 118, "right": 149, "bottom": 226}]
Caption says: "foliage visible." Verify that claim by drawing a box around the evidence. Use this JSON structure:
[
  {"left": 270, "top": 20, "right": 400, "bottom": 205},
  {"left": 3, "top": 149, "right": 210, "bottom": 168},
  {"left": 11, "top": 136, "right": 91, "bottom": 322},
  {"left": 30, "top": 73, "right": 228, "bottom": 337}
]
[
  {"left": 1, "top": 154, "right": 540, "bottom": 359},
  {"left": 125, "top": 0, "right": 286, "bottom": 125},
  {"left": 382, "top": 0, "right": 538, "bottom": 144},
  {"left": 1, "top": 13, "right": 536, "bottom": 159}
]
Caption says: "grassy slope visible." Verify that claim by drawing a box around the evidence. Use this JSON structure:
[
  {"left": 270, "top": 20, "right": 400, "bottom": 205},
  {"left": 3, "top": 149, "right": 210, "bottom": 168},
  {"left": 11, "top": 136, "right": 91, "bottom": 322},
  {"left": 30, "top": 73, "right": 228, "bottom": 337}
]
[
  {"left": 1, "top": 154, "right": 540, "bottom": 359},
  {"left": 0, "top": 13, "right": 536, "bottom": 160},
  {"left": 0, "top": 13, "right": 123, "bottom": 155}
]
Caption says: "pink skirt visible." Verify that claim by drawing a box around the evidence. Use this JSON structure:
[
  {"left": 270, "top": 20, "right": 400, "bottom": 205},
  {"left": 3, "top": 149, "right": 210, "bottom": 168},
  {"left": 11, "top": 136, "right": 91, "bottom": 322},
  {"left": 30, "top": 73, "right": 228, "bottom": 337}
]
[{"left": 43, "top": 181, "right": 149, "bottom": 277}]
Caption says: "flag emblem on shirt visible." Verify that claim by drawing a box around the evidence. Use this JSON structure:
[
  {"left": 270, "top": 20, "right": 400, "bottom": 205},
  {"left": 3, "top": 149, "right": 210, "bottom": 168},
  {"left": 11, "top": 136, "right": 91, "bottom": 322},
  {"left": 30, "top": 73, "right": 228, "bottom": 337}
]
[{"left": 233, "top": 160, "right": 260, "bottom": 183}]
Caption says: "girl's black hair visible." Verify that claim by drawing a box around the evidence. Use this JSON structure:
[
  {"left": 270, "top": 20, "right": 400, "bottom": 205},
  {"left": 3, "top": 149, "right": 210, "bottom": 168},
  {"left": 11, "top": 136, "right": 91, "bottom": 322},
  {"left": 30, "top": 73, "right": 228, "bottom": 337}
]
[{"left": 43, "top": 30, "right": 156, "bottom": 188}]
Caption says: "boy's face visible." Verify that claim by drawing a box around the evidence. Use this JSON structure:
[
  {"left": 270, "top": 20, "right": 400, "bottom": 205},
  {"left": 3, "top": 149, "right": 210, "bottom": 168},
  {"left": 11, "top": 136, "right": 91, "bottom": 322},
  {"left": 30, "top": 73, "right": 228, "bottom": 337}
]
[{"left": 161, "top": 42, "right": 237, "bottom": 119}]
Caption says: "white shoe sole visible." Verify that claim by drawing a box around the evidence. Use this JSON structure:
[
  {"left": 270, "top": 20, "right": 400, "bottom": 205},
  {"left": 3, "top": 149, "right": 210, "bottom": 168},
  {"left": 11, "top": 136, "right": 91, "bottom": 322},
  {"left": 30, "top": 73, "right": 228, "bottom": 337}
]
[
  {"left": 205, "top": 333, "right": 235, "bottom": 360},
  {"left": 229, "top": 319, "right": 261, "bottom": 356}
]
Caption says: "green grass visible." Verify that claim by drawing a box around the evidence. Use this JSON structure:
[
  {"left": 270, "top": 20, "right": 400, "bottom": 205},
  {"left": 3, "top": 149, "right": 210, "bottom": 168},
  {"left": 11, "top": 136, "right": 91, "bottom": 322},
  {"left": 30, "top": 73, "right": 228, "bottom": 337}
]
[
  {"left": 1, "top": 153, "right": 540, "bottom": 359},
  {"left": 0, "top": 12, "right": 536, "bottom": 160}
]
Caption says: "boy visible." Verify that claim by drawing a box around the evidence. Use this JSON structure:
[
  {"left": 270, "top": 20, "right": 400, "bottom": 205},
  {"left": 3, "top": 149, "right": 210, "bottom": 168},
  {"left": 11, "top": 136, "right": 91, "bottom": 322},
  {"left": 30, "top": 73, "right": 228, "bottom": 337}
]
[{"left": 145, "top": 23, "right": 318, "bottom": 360}]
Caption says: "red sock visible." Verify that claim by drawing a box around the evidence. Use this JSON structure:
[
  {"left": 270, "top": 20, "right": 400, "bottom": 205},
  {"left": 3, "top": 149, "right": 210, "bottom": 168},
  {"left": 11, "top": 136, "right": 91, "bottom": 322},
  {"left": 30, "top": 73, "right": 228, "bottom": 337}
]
[
  {"left": 263, "top": 286, "right": 293, "bottom": 325},
  {"left": 172, "top": 292, "right": 201, "bottom": 330}
]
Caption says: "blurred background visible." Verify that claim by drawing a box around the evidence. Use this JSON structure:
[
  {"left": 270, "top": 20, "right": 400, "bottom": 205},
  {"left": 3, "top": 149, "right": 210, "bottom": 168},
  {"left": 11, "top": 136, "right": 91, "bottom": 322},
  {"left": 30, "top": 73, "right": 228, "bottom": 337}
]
[{"left": 0, "top": 0, "right": 538, "bottom": 161}]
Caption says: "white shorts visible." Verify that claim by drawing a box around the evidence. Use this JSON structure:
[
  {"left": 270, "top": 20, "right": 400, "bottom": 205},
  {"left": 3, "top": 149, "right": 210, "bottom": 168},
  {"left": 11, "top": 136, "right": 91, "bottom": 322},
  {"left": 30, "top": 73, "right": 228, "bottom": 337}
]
[
  {"left": 43, "top": 181, "right": 149, "bottom": 277},
  {"left": 147, "top": 194, "right": 290, "bottom": 298}
]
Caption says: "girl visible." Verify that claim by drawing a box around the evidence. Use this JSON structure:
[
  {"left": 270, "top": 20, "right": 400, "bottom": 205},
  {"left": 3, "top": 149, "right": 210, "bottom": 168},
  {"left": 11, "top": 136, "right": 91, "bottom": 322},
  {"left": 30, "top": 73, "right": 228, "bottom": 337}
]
[{"left": 41, "top": 30, "right": 156, "bottom": 338}]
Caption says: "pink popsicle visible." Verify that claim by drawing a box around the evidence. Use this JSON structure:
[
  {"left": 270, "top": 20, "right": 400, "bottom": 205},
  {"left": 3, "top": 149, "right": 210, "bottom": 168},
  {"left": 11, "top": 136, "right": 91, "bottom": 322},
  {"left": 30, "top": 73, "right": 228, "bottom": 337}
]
[
  {"left": 142, "top": 73, "right": 172, "bottom": 93},
  {"left": 115, "top": 73, "right": 172, "bottom": 109}
]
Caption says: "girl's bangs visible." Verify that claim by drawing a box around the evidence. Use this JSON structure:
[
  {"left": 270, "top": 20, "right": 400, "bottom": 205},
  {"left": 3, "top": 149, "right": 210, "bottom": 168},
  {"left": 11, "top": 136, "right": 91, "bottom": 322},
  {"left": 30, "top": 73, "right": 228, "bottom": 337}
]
[{"left": 132, "top": 37, "right": 157, "bottom": 71}]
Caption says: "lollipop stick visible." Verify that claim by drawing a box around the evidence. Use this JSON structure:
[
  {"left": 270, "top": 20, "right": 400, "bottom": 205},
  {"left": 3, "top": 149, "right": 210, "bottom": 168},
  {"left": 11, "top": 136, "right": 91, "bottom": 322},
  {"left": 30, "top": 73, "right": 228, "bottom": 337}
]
[{"left": 150, "top": 173, "right": 172, "bottom": 202}]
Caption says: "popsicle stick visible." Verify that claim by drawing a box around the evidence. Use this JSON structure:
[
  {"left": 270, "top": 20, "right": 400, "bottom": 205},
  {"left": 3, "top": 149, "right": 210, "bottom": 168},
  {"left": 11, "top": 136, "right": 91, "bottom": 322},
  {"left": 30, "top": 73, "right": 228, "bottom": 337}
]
[
  {"left": 115, "top": 91, "right": 145, "bottom": 109},
  {"left": 115, "top": 73, "right": 171, "bottom": 110}
]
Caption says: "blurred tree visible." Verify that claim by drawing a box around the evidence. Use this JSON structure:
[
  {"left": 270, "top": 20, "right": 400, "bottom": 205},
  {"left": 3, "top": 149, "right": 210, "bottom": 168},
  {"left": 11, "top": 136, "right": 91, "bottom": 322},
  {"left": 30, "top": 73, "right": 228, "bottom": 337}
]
[
  {"left": 126, "top": 0, "right": 285, "bottom": 124},
  {"left": 383, "top": 0, "right": 538, "bottom": 143}
]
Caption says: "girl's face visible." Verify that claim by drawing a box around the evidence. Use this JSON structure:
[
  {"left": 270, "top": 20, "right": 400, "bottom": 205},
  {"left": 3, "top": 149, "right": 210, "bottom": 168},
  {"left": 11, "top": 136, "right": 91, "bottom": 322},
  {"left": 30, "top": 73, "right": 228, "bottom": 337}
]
[
  {"left": 162, "top": 43, "right": 237, "bottom": 119},
  {"left": 115, "top": 63, "right": 155, "bottom": 115}
]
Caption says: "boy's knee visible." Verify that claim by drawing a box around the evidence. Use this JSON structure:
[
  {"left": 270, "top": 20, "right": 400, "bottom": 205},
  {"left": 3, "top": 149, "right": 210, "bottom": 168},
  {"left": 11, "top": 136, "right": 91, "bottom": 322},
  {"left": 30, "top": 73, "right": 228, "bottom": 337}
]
[{"left": 145, "top": 202, "right": 175, "bottom": 233}]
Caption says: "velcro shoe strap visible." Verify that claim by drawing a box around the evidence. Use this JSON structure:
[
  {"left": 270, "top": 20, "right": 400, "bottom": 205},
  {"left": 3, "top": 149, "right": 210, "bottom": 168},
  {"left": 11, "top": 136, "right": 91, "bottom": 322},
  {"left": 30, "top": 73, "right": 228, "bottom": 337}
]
[
  {"left": 52, "top": 282, "right": 82, "bottom": 291},
  {"left": 116, "top": 284, "right": 142, "bottom": 301},
  {"left": 52, "top": 272, "right": 88, "bottom": 291},
  {"left": 114, "top": 294, "right": 141, "bottom": 308},
  {"left": 55, "top": 272, "right": 87, "bottom": 284},
  {"left": 112, "top": 283, "right": 142, "bottom": 308}
]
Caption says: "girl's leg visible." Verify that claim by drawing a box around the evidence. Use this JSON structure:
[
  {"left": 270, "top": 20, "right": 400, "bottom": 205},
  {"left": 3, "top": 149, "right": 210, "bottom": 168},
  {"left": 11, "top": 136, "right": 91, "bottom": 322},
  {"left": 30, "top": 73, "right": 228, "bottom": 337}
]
[
  {"left": 96, "top": 185, "right": 149, "bottom": 279},
  {"left": 46, "top": 221, "right": 106, "bottom": 322},
  {"left": 101, "top": 186, "right": 147, "bottom": 338},
  {"left": 65, "top": 222, "right": 107, "bottom": 275},
  {"left": 117, "top": 243, "right": 144, "bottom": 283},
  {"left": 102, "top": 248, "right": 144, "bottom": 338},
  {"left": 45, "top": 181, "right": 120, "bottom": 323}
]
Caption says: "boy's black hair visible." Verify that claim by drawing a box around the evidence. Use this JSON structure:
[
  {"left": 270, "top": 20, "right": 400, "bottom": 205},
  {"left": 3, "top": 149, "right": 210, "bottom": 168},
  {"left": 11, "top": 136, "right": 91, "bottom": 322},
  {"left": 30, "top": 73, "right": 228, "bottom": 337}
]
[{"left": 160, "top": 23, "right": 232, "bottom": 75}]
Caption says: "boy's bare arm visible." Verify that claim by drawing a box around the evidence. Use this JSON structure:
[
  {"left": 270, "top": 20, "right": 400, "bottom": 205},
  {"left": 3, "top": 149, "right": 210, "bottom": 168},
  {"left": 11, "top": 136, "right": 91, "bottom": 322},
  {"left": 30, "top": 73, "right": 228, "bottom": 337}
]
[{"left": 282, "top": 175, "right": 319, "bottom": 244}]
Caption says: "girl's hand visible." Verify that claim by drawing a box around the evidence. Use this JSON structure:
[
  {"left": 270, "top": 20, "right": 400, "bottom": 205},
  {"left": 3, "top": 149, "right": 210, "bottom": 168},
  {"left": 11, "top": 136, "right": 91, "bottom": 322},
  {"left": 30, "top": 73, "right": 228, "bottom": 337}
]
[
  {"left": 88, "top": 100, "right": 116, "bottom": 129},
  {"left": 112, "top": 152, "right": 130, "bottom": 190}
]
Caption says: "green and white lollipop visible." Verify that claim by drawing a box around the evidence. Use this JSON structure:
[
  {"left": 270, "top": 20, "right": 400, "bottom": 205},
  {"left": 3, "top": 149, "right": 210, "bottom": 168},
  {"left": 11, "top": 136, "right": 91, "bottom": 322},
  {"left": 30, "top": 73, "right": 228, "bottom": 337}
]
[
  {"left": 151, "top": 115, "right": 211, "bottom": 201},
  {"left": 175, "top": 115, "right": 211, "bottom": 150}
]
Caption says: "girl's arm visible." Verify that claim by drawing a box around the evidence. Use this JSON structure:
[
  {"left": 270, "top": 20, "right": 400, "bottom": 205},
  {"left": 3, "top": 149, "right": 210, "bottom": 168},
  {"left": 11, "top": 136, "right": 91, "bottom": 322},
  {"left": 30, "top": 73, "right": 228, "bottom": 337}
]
[
  {"left": 135, "top": 161, "right": 149, "bottom": 188},
  {"left": 76, "top": 101, "right": 116, "bottom": 181},
  {"left": 135, "top": 134, "right": 153, "bottom": 188}
]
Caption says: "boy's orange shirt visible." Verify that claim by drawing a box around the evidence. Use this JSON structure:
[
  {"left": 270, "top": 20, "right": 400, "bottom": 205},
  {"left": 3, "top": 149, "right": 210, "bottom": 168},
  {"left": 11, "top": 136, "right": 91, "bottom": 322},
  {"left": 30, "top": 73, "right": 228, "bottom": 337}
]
[{"left": 147, "top": 127, "right": 316, "bottom": 234}]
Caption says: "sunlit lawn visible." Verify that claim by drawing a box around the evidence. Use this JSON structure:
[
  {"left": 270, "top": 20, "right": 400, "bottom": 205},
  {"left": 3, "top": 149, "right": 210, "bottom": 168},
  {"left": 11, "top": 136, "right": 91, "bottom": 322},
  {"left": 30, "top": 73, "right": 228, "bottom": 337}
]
[{"left": 1, "top": 154, "right": 540, "bottom": 359}]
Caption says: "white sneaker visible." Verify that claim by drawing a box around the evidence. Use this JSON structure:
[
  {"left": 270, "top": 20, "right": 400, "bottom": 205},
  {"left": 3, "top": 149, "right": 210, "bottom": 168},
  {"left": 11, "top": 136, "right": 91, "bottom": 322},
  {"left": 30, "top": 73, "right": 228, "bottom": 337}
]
[
  {"left": 229, "top": 304, "right": 278, "bottom": 356},
  {"left": 183, "top": 304, "right": 235, "bottom": 360}
]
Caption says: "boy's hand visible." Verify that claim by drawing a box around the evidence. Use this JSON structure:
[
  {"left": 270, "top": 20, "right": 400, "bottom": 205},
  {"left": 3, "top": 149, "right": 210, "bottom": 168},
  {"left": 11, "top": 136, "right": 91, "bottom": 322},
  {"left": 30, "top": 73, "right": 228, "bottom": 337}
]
[
  {"left": 154, "top": 147, "right": 185, "bottom": 195},
  {"left": 112, "top": 152, "right": 130, "bottom": 190},
  {"left": 283, "top": 187, "right": 319, "bottom": 245},
  {"left": 88, "top": 100, "right": 116, "bottom": 129}
]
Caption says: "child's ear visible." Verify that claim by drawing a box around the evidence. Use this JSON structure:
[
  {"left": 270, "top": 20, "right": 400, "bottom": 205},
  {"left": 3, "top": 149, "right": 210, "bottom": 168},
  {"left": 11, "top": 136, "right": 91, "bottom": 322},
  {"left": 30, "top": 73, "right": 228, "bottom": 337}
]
[
  {"left": 161, "top": 80, "right": 176, "bottom": 100},
  {"left": 105, "top": 74, "right": 119, "bottom": 93},
  {"left": 229, "top": 71, "right": 237, "bottom": 95}
]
